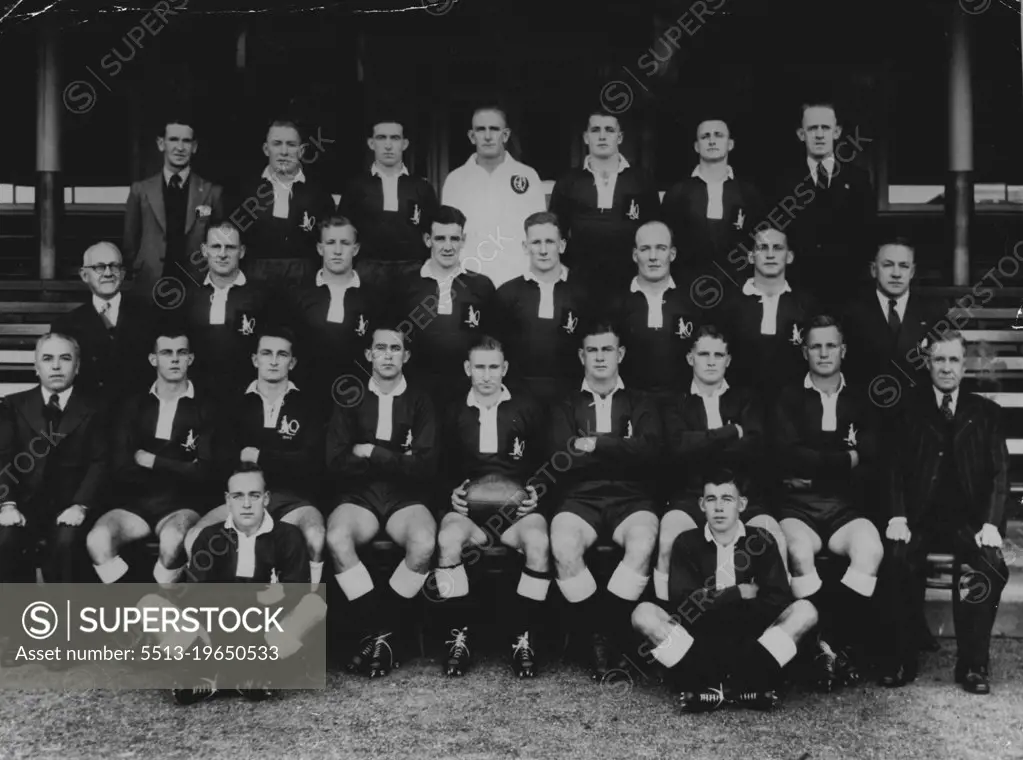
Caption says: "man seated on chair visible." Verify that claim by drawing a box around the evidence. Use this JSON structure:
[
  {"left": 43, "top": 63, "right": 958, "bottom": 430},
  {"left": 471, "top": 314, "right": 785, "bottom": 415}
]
[
  {"left": 771, "top": 314, "right": 882, "bottom": 692},
  {"left": 0, "top": 332, "right": 106, "bottom": 584},
  {"left": 172, "top": 462, "right": 319, "bottom": 705},
  {"left": 184, "top": 326, "right": 325, "bottom": 588},
  {"left": 632, "top": 468, "right": 816, "bottom": 713},
  {"left": 325, "top": 324, "right": 438, "bottom": 678},
  {"left": 880, "top": 330, "right": 1010, "bottom": 695},
  {"left": 434, "top": 335, "right": 549, "bottom": 678},
  {"left": 87, "top": 327, "right": 220, "bottom": 584},
  {"left": 656, "top": 324, "right": 787, "bottom": 606},
  {"left": 549, "top": 321, "right": 661, "bottom": 682}
]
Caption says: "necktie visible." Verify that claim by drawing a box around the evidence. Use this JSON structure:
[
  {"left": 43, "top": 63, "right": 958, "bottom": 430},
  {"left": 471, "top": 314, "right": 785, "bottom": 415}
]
[
  {"left": 940, "top": 393, "right": 954, "bottom": 421},
  {"left": 169, "top": 174, "right": 182, "bottom": 191},
  {"left": 816, "top": 161, "right": 829, "bottom": 191},
  {"left": 887, "top": 298, "right": 901, "bottom": 335},
  {"left": 46, "top": 392, "right": 63, "bottom": 426},
  {"left": 98, "top": 300, "right": 114, "bottom": 330}
]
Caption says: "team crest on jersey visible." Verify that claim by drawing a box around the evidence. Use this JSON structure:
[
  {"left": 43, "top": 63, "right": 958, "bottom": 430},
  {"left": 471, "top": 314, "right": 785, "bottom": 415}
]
[
  {"left": 563, "top": 311, "right": 578, "bottom": 335},
  {"left": 734, "top": 208, "right": 745, "bottom": 230},
  {"left": 239, "top": 314, "right": 256, "bottom": 336},
  {"left": 402, "top": 430, "right": 413, "bottom": 451},
  {"left": 182, "top": 429, "right": 197, "bottom": 452},
  {"left": 300, "top": 211, "right": 316, "bottom": 232},
  {"left": 510, "top": 175, "right": 530, "bottom": 194},
  {"left": 789, "top": 324, "right": 803, "bottom": 346},
  {"left": 410, "top": 203, "right": 421, "bottom": 226},
  {"left": 278, "top": 415, "right": 300, "bottom": 439},
  {"left": 625, "top": 420, "right": 634, "bottom": 439},
  {"left": 511, "top": 436, "right": 525, "bottom": 460},
  {"left": 269, "top": 568, "right": 279, "bottom": 585},
  {"left": 676, "top": 318, "right": 693, "bottom": 339},
  {"left": 355, "top": 314, "right": 368, "bottom": 337},
  {"left": 465, "top": 305, "right": 480, "bottom": 328},
  {"left": 626, "top": 199, "right": 640, "bottom": 221},
  {"left": 844, "top": 424, "right": 858, "bottom": 448}
]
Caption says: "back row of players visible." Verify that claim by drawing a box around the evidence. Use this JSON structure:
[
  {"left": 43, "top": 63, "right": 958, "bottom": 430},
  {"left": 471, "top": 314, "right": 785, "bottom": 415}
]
[{"left": 1, "top": 207, "right": 1009, "bottom": 709}]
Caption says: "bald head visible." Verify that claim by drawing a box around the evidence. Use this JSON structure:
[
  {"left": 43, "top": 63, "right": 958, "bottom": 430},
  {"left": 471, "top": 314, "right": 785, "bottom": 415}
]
[
  {"left": 83, "top": 242, "right": 122, "bottom": 267},
  {"left": 80, "top": 241, "right": 125, "bottom": 298}
]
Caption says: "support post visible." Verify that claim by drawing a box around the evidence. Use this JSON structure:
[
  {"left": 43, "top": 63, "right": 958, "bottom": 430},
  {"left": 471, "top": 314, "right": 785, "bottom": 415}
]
[
  {"left": 36, "top": 22, "right": 62, "bottom": 281},
  {"left": 947, "top": 6, "right": 973, "bottom": 287}
]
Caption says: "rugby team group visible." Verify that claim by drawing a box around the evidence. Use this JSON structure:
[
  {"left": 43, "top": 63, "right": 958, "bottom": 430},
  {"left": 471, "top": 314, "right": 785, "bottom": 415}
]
[{"left": 0, "top": 101, "right": 1011, "bottom": 709}]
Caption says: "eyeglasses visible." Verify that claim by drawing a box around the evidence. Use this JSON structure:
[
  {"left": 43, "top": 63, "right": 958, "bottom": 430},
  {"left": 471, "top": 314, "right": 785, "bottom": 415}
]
[{"left": 83, "top": 263, "right": 125, "bottom": 274}]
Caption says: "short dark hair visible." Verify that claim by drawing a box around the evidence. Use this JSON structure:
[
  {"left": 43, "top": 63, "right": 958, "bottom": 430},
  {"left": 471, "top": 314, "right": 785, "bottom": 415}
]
[
  {"left": 690, "top": 324, "right": 731, "bottom": 353},
  {"left": 580, "top": 321, "right": 622, "bottom": 348},
  {"left": 431, "top": 205, "right": 467, "bottom": 231},
  {"left": 227, "top": 462, "right": 267, "bottom": 492},
  {"left": 255, "top": 327, "right": 298, "bottom": 355},
  {"left": 159, "top": 116, "right": 196, "bottom": 139},
  {"left": 318, "top": 214, "right": 358, "bottom": 242},
  {"left": 468, "top": 335, "right": 504, "bottom": 359},
  {"left": 924, "top": 329, "right": 968, "bottom": 356},
  {"left": 523, "top": 211, "right": 562, "bottom": 237},
  {"left": 804, "top": 314, "right": 845, "bottom": 346},
  {"left": 876, "top": 236, "right": 915, "bottom": 257},
  {"left": 471, "top": 104, "right": 509, "bottom": 128},
  {"left": 800, "top": 101, "right": 839, "bottom": 125},
  {"left": 694, "top": 116, "right": 731, "bottom": 140},
  {"left": 266, "top": 118, "right": 303, "bottom": 142},
  {"left": 752, "top": 221, "right": 789, "bottom": 246},
  {"left": 585, "top": 109, "right": 622, "bottom": 130},
  {"left": 702, "top": 467, "right": 746, "bottom": 496},
  {"left": 206, "top": 219, "right": 245, "bottom": 246},
  {"left": 367, "top": 115, "right": 408, "bottom": 138},
  {"left": 370, "top": 323, "right": 410, "bottom": 352},
  {"left": 635, "top": 219, "right": 674, "bottom": 247},
  {"left": 151, "top": 325, "right": 192, "bottom": 354}
]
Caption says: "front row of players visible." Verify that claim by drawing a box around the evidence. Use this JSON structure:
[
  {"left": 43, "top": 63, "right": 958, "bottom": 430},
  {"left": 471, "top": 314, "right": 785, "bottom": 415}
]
[{"left": 0, "top": 311, "right": 1007, "bottom": 704}]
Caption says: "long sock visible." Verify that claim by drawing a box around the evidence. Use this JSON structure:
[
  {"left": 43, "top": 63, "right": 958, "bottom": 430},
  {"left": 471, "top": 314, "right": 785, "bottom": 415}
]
[{"left": 511, "top": 567, "right": 551, "bottom": 637}]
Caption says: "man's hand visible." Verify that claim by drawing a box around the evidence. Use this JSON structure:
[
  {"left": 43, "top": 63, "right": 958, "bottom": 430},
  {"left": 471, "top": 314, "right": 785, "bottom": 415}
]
[
  {"left": 451, "top": 479, "right": 469, "bottom": 516},
  {"left": 886, "top": 518, "right": 911, "bottom": 543},
  {"left": 572, "top": 436, "right": 596, "bottom": 454},
  {"left": 240, "top": 447, "right": 260, "bottom": 464},
  {"left": 976, "top": 523, "right": 1002, "bottom": 548},
  {"left": 135, "top": 450, "right": 156, "bottom": 469},
  {"left": 735, "top": 424, "right": 744, "bottom": 439},
  {"left": 56, "top": 505, "right": 87, "bottom": 527},
  {"left": 516, "top": 485, "right": 540, "bottom": 520},
  {"left": 848, "top": 450, "right": 860, "bottom": 468},
  {"left": 0, "top": 504, "right": 25, "bottom": 528},
  {"left": 738, "top": 582, "right": 758, "bottom": 600},
  {"left": 352, "top": 443, "right": 374, "bottom": 459}
]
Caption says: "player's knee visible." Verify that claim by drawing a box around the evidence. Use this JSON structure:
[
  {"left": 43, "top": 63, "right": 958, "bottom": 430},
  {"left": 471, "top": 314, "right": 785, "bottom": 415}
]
[
  {"left": 850, "top": 536, "right": 884, "bottom": 571},
  {"left": 631, "top": 601, "right": 660, "bottom": 635},
  {"left": 658, "top": 528, "right": 680, "bottom": 561},
  {"left": 550, "top": 529, "right": 584, "bottom": 566},
  {"left": 790, "top": 598, "right": 818, "bottom": 629},
  {"left": 158, "top": 528, "right": 186, "bottom": 562},
  {"left": 86, "top": 525, "right": 113, "bottom": 561},
  {"left": 326, "top": 524, "right": 355, "bottom": 555},
  {"left": 522, "top": 530, "right": 550, "bottom": 568},
  {"left": 623, "top": 526, "right": 657, "bottom": 564},
  {"left": 405, "top": 528, "right": 436, "bottom": 564},
  {"left": 303, "top": 522, "right": 326, "bottom": 553}
]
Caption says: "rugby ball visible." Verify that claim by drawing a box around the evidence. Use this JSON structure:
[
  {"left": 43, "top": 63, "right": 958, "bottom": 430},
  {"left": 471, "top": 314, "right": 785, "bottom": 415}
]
[{"left": 464, "top": 474, "right": 528, "bottom": 524}]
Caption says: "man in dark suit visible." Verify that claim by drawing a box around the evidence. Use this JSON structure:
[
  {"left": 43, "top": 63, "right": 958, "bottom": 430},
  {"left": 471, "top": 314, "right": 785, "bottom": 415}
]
[
  {"left": 52, "top": 242, "right": 154, "bottom": 410},
  {"left": 880, "top": 331, "right": 1010, "bottom": 694},
  {"left": 843, "top": 237, "right": 947, "bottom": 421},
  {"left": 123, "top": 117, "right": 224, "bottom": 291},
  {"left": 772, "top": 102, "right": 875, "bottom": 303},
  {"left": 0, "top": 332, "right": 106, "bottom": 583},
  {"left": 338, "top": 116, "right": 439, "bottom": 304},
  {"left": 229, "top": 119, "right": 336, "bottom": 289},
  {"left": 660, "top": 117, "right": 763, "bottom": 279}
]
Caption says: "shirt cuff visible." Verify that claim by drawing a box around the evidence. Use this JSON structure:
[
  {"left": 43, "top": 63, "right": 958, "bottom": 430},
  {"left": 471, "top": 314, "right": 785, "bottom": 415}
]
[{"left": 888, "top": 517, "right": 908, "bottom": 525}]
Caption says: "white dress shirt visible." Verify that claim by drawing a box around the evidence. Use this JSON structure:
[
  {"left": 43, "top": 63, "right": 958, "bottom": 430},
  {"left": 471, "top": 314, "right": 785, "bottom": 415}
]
[
  {"left": 934, "top": 386, "right": 960, "bottom": 416},
  {"left": 523, "top": 266, "right": 569, "bottom": 319},
  {"left": 876, "top": 289, "right": 908, "bottom": 324},
  {"left": 149, "top": 381, "right": 195, "bottom": 440},
  {"left": 466, "top": 385, "right": 512, "bottom": 453},
  {"left": 581, "top": 376, "right": 625, "bottom": 434},
  {"left": 316, "top": 269, "right": 361, "bottom": 323},
  {"left": 369, "top": 376, "right": 408, "bottom": 441},
  {"left": 262, "top": 166, "right": 306, "bottom": 219},
  {"left": 691, "top": 379, "right": 730, "bottom": 429},
  {"left": 691, "top": 164, "right": 735, "bottom": 220},
  {"left": 226, "top": 511, "right": 275, "bottom": 579},
  {"left": 584, "top": 154, "right": 631, "bottom": 210},
  {"left": 630, "top": 276, "right": 677, "bottom": 329},
  {"left": 420, "top": 261, "right": 459, "bottom": 315},
  {"left": 807, "top": 155, "right": 836, "bottom": 188},
  {"left": 40, "top": 385, "right": 73, "bottom": 411},
  {"left": 705, "top": 522, "right": 746, "bottom": 590},
  {"left": 742, "top": 278, "right": 792, "bottom": 336},
  {"left": 204, "top": 271, "right": 247, "bottom": 325},
  {"left": 93, "top": 292, "right": 121, "bottom": 327},
  {"left": 163, "top": 166, "right": 191, "bottom": 187},
  {"left": 371, "top": 162, "right": 409, "bottom": 212},
  {"left": 804, "top": 373, "right": 846, "bottom": 432},
  {"left": 246, "top": 380, "right": 298, "bottom": 429}
]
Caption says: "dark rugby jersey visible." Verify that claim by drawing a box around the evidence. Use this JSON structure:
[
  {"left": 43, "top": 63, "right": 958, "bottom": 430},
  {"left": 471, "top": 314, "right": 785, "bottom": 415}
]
[
  {"left": 721, "top": 280, "right": 818, "bottom": 397},
  {"left": 182, "top": 275, "right": 275, "bottom": 401},
  {"left": 286, "top": 274, "right": 377, "bottom": 406},
  {"left": 549, "top": 163, "right": 660, "bottom": 289},
  {"left": 660, "top": 171, "right": 764, "bottom": 273},
  {"left": 442, "top": 388, "right": 545, "bottom": 493},
  {"left": 226, "top": 384, "right": 324, "bottom": 500},
  {"left": 188, "top": 517, "right": 310, "bottom": 583},
  {"left": 402, "top": 268, "right": 496, "bottom": 381},
  {"left": 610, "top": 279, "right": 702, "bottom": 393},
  {"left": 111, "top": 384, "right": 222, "bottom": 511},
  {"left": 338, "top": 171, "right": 439, "bottom": 263},
  {"left": 494, "top": 270, "right": 590, "bottom": 385},
  {"left": 325, "top": 377, "right": 438, "bottom": 500},
  {"left": 549, "top": 382, "right": 661, "bottom": 504},
  {"left": 663, "top": 383, "right": 765, "bottom": 496},
  {"left": 771, "top": 377, "right": 878, "bottom": 501}
]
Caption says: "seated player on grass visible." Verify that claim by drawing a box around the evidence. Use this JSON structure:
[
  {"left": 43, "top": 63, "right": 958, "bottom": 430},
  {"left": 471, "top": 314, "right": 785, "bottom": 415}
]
[{"left": 632, "top": 468, "right": 817, "bottom": 713}]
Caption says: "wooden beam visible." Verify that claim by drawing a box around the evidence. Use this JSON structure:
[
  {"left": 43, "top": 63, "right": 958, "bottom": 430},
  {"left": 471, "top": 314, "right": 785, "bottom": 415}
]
[
  {"left": 948, "top": 6, "right": 973, "bottom": 287},
  {"left": 36, "top": 22, "right": 62, "bottom": 281}
]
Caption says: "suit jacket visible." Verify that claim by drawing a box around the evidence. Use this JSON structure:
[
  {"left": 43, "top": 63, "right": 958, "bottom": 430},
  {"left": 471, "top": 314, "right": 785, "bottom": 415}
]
[
  {"left": 123, "top": 171, "right": 224, "bottom": 289},
  {"left": 887, "top": 390, "right": 1010, "bottom": 532},
  {"left": 0, "top": 387, "right": 107, "bottom": 519},
  {"left": 842, "top": 289, "right": 947, "bottom": 419},
  {"left": 51, "top": 294, "right": 155, "bottom": 410}
]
